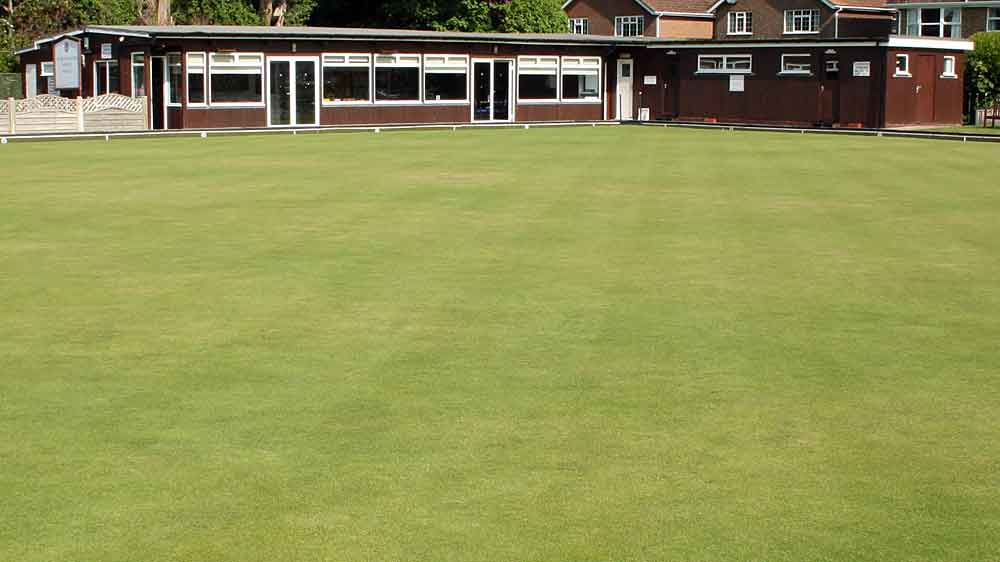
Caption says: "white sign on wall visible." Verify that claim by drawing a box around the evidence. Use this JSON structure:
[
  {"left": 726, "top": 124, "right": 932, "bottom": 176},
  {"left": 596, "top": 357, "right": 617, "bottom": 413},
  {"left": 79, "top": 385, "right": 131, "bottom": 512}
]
[
  {"left": 729, "top": 74, "right": 745, "bottom": 93},
  {"left": 643, "top": 75, "right": 657, "bottom": 85},
  {"left": 853, "top": 61, "right": 871, "bottom": 77},
  {"left": 53, "top": 38, "right": 81, "bottom": 90},
  {"left": 100, "top": 43, "right": 112, "bottom": 59}
]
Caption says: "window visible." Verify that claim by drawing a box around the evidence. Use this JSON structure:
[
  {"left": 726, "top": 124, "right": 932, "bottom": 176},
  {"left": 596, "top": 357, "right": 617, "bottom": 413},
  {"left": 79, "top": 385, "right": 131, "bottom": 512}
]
[
  {"left": 209, "top": 52, "right": 264, "bottom": 105},
  {"left": 561, "top": 56, "right": 601, "bottom": 102},
  {"left": 517, "top": 56, "right": 559, "bottom": 101},
  {"left": 784, "top": 9, "right": 820, "bottom": 34},
  {"left": 130, "top": 53, "right": 145, "bottom": 97},
  {"left": 322, "top": 54, "right": 371, "bottom": 104},
  {"left": 424, "top": 55, "right": 468, "bottom": 102},
  {"left": 615, "top": 15, "right": 644, "bottom": 37},
  {"left": 374, "top": 54, "right": 421, "bottom": 103},
  {"left": 728, "top": 12, "right": 752, "bottom": 35},
  {"left": 903, "top": 8, "right": 919, "bottom": 35},
  {"left": 569, "top": 18, "right": 590, "bottom": 34},
  {"left": 167, "top": 53, "right": 182, "bottom": 106},
  {"left": 93, "top": 60, "right": 120, "bottom": 96},
  {"left": 919, "top": 8, "right": 961, "bottom": 38},
  {"left": 941, "top": 55, "right": 957, "bottom": 78},
  {"left": 780, "top": 54, "right": 812, "bottom": 75},
  {"left": 895, "top": 54, "right": 910, "bottom": 77},
  {"left": 826, "top": 60, "right": 840, "bottom": 73},
  {"left": 989, "top": 8, "right": 1000, "bottom": 31},
  {"left": 696, "top": 54, "right": 752, "bottom": 74},
  {"left": 186, "top": 52, "right": 206, "bottom": 105},
  {"left": 40, "top": 62, "right": 54, "bottom": 77}
]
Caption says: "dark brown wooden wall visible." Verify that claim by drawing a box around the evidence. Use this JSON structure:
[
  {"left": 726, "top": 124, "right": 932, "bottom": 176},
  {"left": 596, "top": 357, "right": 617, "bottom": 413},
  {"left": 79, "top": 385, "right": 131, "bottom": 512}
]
[{"left": 884, "top": 48, "right": 964, "bottom": 126}]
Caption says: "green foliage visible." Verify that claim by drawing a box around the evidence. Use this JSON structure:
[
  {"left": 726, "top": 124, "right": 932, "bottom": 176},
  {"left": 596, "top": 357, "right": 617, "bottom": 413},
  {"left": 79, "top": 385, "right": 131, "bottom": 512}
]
[
  {"left": 435, "top": 0, "right": 492, "bottom": 32},
  {"left": 282, "top": 0, "right": 315, "bottom": 26},
  {"left": 0, "top": 72, "right": 21, "bottom": 97},
  {"left": 496, "top": 0, "right": 567, "bottom": 33},
  {"left": 968, "top": 32, "right": 1000, "bottom": 109},
  {"left": 1, "top": 18, "right": 16, "bottom": 73},
  {"left": 174, "top": 0, "right": 260, "bottom": 25}
]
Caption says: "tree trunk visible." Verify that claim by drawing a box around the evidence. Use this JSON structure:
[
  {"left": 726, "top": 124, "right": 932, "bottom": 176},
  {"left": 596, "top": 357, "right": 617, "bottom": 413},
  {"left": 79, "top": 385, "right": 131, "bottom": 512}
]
[
  {"left": 259, "top": 0, "right": 273, "bottom": 26},
  {"left": 273, "top": 0, "right": 287, "bottom": 26},
  {"left": 155, "top": 0, "right": 170, "bottom": 25}
]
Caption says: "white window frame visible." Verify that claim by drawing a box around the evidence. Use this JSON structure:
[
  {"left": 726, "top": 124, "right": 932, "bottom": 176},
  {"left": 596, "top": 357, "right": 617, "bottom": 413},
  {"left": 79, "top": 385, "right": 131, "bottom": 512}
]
[
  {"left": 941, "top": 55, "right": 957, "bottom": 78},
  {"left": 423, "top": 54, "right": 469, "bottom": 105},
  {"left": 208, "top": 52, "right": 265, "bottom": 108},
  {"left": 569, "top": 17, "right": 590, "bottom": 34},
  {"left": 560, "top": 56, "right": 601, "bottom": 104},
  {"left": 516, "top": 55, "right": 560, "bottom": 104},
  {"left": 321, "top": 53, "right": 373, "bottom": 106},
  {"left": 902, "top": 8, "right": 919, "bottom": 35},
  {"left": 696, "top": 54, "right": 753, "bottom": 75},
  {"left": 373, "top": 53, "right": 422, "bottom": 105},
  {"left": 989, "top": 8, "right": 1000, "bottom": 31},
  {"left": 129, "top": 52, "right": 145, "bottom": 98},
  {"left": 728, "top": 12, "right": 752, "bottom": 35},
  {"left": 779, "top": 54, "right": 813, "bottom": 76},
  {"left": 165, "top": 52, "right": 183, "bottom": 107},
  {"left": 784, "top": 9, "right": 820, "bottom": 35},
  {"left": 186, "top": 52, "right": 207, "bottom": 107},
  {"left": 917, "top": 7, "right": 961, "bottom": 38},
  {"left": 894, "top": 53, "right": 911, "bottom": 77},
  {"left": 615, "top": 15, "right": 645, "bottom": 37},
  {"left": 92, "top": 59, "right": 119, "bottom": 96},
  {"left": 40, "top": 62, "right": 55, "bottom": 77}
]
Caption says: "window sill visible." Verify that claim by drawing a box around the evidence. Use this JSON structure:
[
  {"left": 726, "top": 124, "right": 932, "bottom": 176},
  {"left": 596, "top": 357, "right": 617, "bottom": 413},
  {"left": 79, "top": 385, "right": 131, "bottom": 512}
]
[
  {"left": 373, "top": 100, "right": 424, "bottom": 106},
  {"left": 784, "top": 31, "right": 820, "bottom": 35},
  {"left": 893, "top": 72, "right": 912, "bottom": 78},
  {"left": 560, "top": 99, "right": 603, "bottom": 104},
  {"left": 939, "top": 74, "right": 958, "bottom": 79},
  {"left": 517, "top": 99, "right": 561, "bottom": 105},
  {"left": 186, "top": 103, "right": 208, "bottom": 109},
  {"left": 321, "top": 100, "right": 373, "bottom": 106},
  {"left": 695, "top": 71, "right": 754, "bottom": 76},
  {"left": 727, "top": 32, "right": 753, "bottom": 36},
  {"left": 777, "top": 71, "right": 813, "bottom": 77},
  {"left": 208, "top": 103, "right": 266, "bottom": 109},
  {"left": 424, "top": 100, "right": 470, "bottom": 105}
]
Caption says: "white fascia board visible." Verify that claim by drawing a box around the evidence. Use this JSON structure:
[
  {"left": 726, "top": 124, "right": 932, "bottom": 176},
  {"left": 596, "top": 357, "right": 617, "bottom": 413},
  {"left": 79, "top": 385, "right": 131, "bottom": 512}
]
[
  {"left": 885, "top": 36, "right": 974, "bottom": 50},
  {"left": 647, "top": 40, "right": 878, "bottom": 48},
  {"left": 657, "top": 11, "right": 716, "bottom": 17},
  {"left": 15, "top": 27, "right": 150, "bottom": 56},
  {"left": 837, "top": 6, "right": 898, "bottom": 12}
]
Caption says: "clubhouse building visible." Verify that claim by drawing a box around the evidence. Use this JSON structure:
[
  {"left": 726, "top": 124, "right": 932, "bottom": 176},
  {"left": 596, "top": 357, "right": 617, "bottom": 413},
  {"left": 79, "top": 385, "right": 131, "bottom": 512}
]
[{"left": 14, "top": 0, "right": 974, "bottom": 131}]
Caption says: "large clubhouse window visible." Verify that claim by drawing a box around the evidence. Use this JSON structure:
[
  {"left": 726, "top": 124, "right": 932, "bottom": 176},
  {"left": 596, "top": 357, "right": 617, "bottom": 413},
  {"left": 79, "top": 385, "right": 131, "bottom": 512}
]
[
  {"left": 561, "top": 56, "right": 600, "bottom": 102},
  {"left": 209, "top": 53, "right": 264, "bottom": 105},
  {"left": 569, "top": 18, "right": 589, "bottom": 34},
  {"left": 322, "top": 54, "right": 371, "bottom": 104},
  {"left": 130, "top": 53, "right": 145, "bottom": 97},
  {"left": 779, "top": 54, "right": 812, "bottom": 75},
  {"left": 919, "top": 7, "right": 961, "bottom": 37},
  {"left": 517, "top": 56, "right": 559, "bottom": 101},
  {"left": 615, "top": 15, "right": 644, "bottom": 37},
  {"left": 424, "top": 55, "right": 468, "bottom": 102},
  {"left": 93, "top": 59, "right": 119, "bottom": 96},
  {"left": 167, "top": 53, "right": 182, "bottom": 105},
  {"left": 728, "top": 12, "right": 752, "bottom": 35},
  {"left": 990, "top": 8, "right": 1000, "bottom": 31},
  {"left": 784, "top": 9, "right": 820, "bottom": 34},
  {"left": 375, "top": 54, "right": 420, "bottom": 102},
  {"left": 186, "top": 52, "right": 206, "bottom": 106},
  {"left": 696, "top": 54, "right": 752, "bottom": 74}
]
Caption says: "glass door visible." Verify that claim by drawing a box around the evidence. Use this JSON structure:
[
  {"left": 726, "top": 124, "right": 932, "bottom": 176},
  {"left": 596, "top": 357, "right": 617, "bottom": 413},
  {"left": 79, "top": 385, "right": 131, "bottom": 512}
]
[
  {"left": 471, "top": 59, "right": 513, "bottom": 123},
  {"left": 268, "top": 57, "right": 318, "bottom": 127}
]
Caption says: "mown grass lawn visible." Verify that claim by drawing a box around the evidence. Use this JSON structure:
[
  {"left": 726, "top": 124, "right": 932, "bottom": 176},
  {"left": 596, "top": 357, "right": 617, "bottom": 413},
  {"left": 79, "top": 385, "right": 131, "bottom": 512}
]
[{"left": 1, "top": 126, "right": 999, "bottom": 562}]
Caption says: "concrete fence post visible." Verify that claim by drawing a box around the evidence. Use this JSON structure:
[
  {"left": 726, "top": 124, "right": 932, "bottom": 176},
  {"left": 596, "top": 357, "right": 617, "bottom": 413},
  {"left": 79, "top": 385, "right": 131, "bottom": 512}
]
[
  {"left": 8, "top": 98, "right": 15, "bottom": 135},
  {"left": 76, "top": 97, "right": 84, "bottom": 132}
]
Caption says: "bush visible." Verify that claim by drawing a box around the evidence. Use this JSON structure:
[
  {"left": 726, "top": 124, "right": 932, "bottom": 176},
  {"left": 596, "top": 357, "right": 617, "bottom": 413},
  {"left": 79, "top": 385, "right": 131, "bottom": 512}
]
[{"left": 968, "top": 32, "right": 1000, "bottom": 109}]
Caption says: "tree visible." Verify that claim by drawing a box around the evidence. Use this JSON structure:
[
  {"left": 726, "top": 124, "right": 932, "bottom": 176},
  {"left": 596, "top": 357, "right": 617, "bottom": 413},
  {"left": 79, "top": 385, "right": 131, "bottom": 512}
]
[
  {"left": 174, "top": 0, "right": 257, "bottom": 25},
  {"left": 259, "top": 0, "right": 313, "bottom": 25},
  {"left": 967, "top": 32, "right": 1000, "bottom": 110},
  {"left": 496, "top": 0, "right": 566, "bottom": 33}
]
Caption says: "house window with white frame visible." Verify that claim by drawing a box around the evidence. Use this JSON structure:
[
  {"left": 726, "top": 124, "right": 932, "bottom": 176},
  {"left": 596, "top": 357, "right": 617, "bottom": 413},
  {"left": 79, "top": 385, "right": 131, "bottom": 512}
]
[
  {"left": 615, "top": 15, "right": 645, "bottom": 37},
  {"left": 784, "top": 9, "right": 820, "bottom": 34},
  {"left": 517, "top": 56, "right": 559, "bottom": 101},
  {"left": 424, "top": 55, "right": 468, "bottom": 102},
  {"left": 728, "top": 12, "right": 752, "bottom": 35},
  {"left": 918, "top": 7, "right": 961, "bottom": 38},
  {"left": 322, "top": 54, "right": 371, "bottom": 104},
  {"left": 697, "top": 54, "right": 752, "bottom": 74},
  {"left": 569, "top": 18, "right": 589, "bottom": 34},
  {"left": 40, "top": 61, "right": 54, "bottom": 77},
  {"left": 779, "top": 54, "right": 812, "bottom": 75},
  {"left": 895, "top": 54, "right": 910, "bottom": 77},
  {"left": 166, "top": 53, "right": 182, "bottom": 105},
  {"left": 989, "top": 8, "right": 1000, "bottom": 31},
  {"left": 186, "top": 52, "right": 206, "bottom": 105},
  {"left": 902, "top": 8, "right": 919, "bottom": 35},
  {"left": 130, "top": 53, "right": 145, "bottom": 97},
  {"left": 561, "top": 56, "right": 601, "bottom": 102},
  {"left": 209, "top": 52, "right": 264, "bottom": 105},
  {"left": 941, "top": 55, "right": 957, "bottom": 78},
  {"left": 374, "top": 54, "right": 421, "bottom": 102},
  {"left": 93, "top": 59, "right": 120, "bottom": 96}
]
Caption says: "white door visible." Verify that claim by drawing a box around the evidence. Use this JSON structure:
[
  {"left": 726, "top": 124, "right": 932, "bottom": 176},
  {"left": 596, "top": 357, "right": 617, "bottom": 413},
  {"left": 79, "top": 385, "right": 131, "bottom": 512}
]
[
  {"left": 616, "top": 59, "right": 634, "bottom": 121},
  {"left": 267, "top": 56, "right": 320, "bottom": 127},
  {"left": 25, "top": 65, "right": 37, "bottom": 98},
  {"left": 471, "top": 59, "right": 514, "bottom": 122}
]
